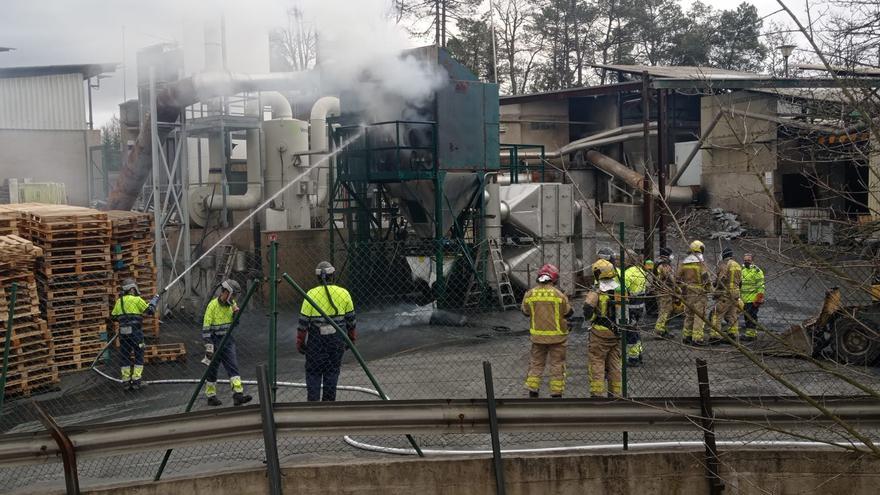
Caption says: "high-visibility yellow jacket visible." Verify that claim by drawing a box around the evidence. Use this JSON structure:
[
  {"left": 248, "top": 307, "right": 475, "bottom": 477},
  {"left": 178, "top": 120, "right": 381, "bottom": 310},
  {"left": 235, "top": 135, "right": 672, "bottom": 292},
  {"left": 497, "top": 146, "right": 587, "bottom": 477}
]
[
  {"left": 203, "top": 297, "right": 238, "bottom": 341},
  {"left": 741, "top": 265, "right": 765, "bottom": 303},
  {"left": 111, "top": 294, "right": 154, "bottom": 335},
  {"left": 522, "top": 283, "right": 572, "bottom": 344},
  {"left": 624, "top": 266, "right": 648, "bottom": 295},
  {"left": 298, "top": 284, "right": 356, "bottom": 332}
]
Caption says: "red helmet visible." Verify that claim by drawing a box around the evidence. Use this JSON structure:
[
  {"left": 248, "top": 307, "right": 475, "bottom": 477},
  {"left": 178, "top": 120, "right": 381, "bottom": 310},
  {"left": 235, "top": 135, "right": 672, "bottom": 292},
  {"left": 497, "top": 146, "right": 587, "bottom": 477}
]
[{"left": 537, "top": 263, "right": 559, "bottom": 284}]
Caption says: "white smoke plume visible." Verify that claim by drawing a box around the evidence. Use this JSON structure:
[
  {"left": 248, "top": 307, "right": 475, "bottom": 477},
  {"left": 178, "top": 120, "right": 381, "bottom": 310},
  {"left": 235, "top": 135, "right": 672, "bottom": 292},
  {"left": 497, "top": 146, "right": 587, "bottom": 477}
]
[{"left": 298, "top": 0, "right": 447, "bottom": 122}]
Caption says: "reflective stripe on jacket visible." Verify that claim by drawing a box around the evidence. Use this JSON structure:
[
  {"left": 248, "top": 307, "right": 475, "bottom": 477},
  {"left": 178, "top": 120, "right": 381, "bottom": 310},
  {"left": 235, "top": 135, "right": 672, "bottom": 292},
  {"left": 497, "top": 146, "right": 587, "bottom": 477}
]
[
  {"left": 716, "top": 259, "right": 742, "bottom": 294},
  {"left": 677, "top": 258, "right": 710, "bottom": 291},
  {"left": 111, "top": 294, "right": 153, "bottom": 335},
  {"left": 521, "top": 284, "right": 572, "bottom": 344},
  {"left": 203, "top": 297, "right": 238, "bottom": 341},
  {"left": 298, "top": 284, "right": 356, "bottom": 332},
  {"left": 741, "top": 265, "right": 765, "bottom": 303}
]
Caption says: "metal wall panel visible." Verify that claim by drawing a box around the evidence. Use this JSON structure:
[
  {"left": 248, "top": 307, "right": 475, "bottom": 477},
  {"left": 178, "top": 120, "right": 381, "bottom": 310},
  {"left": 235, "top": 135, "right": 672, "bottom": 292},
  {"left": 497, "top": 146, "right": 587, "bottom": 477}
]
[{"left": 0, "top": 73, "right": 85, "bottom": 130}]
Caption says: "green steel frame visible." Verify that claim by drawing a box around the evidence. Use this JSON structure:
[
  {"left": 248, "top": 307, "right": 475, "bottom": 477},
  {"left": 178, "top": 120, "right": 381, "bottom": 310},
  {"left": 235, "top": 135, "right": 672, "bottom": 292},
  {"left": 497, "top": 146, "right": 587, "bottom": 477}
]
[
  {"left": 500, "top": 143, "right": 546, "bottom": 183},
  {"left": 329, "top": 121, "right": 488, "bottom": 308}
]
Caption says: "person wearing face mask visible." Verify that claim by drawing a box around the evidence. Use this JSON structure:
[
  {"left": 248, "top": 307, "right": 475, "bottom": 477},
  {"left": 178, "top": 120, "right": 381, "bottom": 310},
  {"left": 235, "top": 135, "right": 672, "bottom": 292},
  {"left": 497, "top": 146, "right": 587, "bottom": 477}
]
[{"left": 740, "top": 253, "right": 765, "bottom": 342}]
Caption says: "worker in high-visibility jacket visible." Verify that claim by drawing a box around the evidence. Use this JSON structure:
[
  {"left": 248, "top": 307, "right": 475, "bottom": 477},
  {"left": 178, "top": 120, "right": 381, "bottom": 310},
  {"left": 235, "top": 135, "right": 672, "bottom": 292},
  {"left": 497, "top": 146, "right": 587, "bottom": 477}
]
[
  {"left": 677, "top": 240, "right": 711, "bottom": 345},
  {"left": 522, "top": 264, "right": 573, "bottom": 398},
  {"left": 297, "top": 261, "right": 357, "bottom": 402},
  {"left": 585, "top": 259, "right": 622, "bottom": 397},
  {"left": 653, "top": 247, "right": 677, "bottom": 337},
  {"left": 623, "top": 258, "right": 649, "bottom": 366},
  {"left": 111, "top": 278, "right": 158, "bottom": 390},
  {"left": 740, "top": 253, "right": 766, "bottom": 341},
  {"left": 203, "top": 279, "right": 252, "bottom": 407},
  {"left": 711, "top": 247, "right": 743, "bottom": 342}
]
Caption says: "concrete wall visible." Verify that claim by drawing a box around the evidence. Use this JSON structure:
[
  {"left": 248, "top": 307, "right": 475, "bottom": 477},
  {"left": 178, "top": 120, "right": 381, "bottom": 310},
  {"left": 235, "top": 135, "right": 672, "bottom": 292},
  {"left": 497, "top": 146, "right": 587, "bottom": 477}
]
[
  {"left": 81, "top": 449, "right": 880, "bottom": 495},
  {"left": 701, "top": 92, "right": 779, "bottom": 234},
  {"left": 0, "top": 128, "right": 100, "bottom": 206}
]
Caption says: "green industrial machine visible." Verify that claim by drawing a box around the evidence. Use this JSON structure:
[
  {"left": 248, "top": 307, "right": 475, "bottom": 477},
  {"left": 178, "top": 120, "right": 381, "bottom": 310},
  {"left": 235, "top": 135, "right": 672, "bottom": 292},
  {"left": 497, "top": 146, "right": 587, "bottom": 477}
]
[{"left": 329, "top": 47, "right": 500, "bottom": 308}]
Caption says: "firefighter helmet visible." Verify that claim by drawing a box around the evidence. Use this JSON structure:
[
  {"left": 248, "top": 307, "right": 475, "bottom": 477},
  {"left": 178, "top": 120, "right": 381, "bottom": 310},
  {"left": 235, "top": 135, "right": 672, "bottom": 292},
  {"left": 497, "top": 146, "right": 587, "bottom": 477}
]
[{"left": 537, "top": 263, "right": 559, "bottom": 284}]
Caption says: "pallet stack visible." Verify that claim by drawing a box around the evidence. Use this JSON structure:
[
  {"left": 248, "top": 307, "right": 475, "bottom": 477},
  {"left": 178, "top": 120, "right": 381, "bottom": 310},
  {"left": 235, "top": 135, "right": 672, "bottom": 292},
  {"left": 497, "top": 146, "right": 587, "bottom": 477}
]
[
  {"left": 0, "top": 234, "right": 59, "bottom": 397},
  {"left": 15, "top": 205, "right": 113, "bottom": 374},
  {"left": 107, "top": 211, "right": 160, "bottom": 338}
]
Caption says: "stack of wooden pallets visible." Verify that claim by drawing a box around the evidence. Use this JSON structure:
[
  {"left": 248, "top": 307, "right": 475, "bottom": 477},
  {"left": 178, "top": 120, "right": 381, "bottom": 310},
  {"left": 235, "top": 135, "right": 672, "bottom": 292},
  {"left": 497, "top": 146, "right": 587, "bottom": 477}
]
[
  {"left": 13, "top": 205, "right": 113, "bottom": 374},
  {"left": 108, "top": 211, "right": 160, "bottom": 337},
  {"left": 0, "top": 234, "right": 59, "bottom": 397}
]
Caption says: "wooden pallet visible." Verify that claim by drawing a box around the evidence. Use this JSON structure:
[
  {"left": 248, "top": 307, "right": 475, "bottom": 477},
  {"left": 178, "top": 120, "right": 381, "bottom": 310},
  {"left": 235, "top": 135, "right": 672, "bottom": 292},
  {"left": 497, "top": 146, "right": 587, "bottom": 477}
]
[
  {"left": 3, "top": 368, "right": 60, "bottom": 397},
  {"left": 143, "top": 343, "right": 187, "bottom": 364}
]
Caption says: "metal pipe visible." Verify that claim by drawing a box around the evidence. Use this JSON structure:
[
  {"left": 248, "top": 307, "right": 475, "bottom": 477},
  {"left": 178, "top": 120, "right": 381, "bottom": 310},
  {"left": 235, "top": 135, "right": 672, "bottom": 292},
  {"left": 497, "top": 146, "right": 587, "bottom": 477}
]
[
  {"left": 483, "top": 362, "right": 506, "bottom": 495},
  {"left": 257, "top": 364, "right": 283, "bottom": 495},
  {"left": 585, "top": 150, "right": 697, "bottom": 204},
  {"left": 32, "top": 402, "right": 80, "bottom": 495},
  {"left": 310, "top": 96, "right": 341, "bottom": 212},
  {"left": 3, "top": 396, "right": 878, "bottom": 465}
]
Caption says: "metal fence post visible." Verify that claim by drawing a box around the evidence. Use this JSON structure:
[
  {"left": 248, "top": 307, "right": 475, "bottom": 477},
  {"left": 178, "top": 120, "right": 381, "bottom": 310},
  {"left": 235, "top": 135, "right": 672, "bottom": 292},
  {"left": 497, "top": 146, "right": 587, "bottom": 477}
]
[
  {"left": 483, "top": 361, "right": 506, "bottom": 495},
  {"left": 153, "top": 278, "right": 261, "bottom": 481},
  {"left": 696, "top": 358, "right": 725, "bottom": 495},
  {"left": 281, "top": 272, "right": 424, "bottom": 457},
  {"left": 33, "top": 401, "right": 80, "bottom": 495},
  {"left": 0, "top": 282, "right": 18, "bottom": 414},
  {"left": 618, "top": 222, "right": 628, "bottom": 451},
  {"left": 269, "top": 237, "right": 279, "bottom": 401},
  {"left": 257, "top": 364, "right": 283, "bottom": 495}
]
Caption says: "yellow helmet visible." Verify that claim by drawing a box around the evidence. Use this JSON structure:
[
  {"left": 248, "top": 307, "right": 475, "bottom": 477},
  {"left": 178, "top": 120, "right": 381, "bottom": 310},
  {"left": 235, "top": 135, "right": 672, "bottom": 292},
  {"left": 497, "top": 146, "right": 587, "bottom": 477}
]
[
  {"left": 591, "top": 259, "right": 616, "bottom": 280},
  {"left": 689, "top": 240, "right": 705, "bottom": 253}
]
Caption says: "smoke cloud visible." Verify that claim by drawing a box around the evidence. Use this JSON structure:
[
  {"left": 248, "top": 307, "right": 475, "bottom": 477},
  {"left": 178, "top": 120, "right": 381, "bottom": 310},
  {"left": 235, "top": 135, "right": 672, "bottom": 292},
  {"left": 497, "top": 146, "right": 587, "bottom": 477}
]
[{"left": 298, "top": 0, "right": 447, "bottom": 122}]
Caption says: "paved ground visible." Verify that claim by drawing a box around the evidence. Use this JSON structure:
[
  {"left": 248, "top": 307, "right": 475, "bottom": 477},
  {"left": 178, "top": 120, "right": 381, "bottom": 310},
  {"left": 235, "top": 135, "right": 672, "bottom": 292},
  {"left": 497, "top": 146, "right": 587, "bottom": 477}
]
[{"left": 2, "top": 232, "right": 879, "bottom": 492}]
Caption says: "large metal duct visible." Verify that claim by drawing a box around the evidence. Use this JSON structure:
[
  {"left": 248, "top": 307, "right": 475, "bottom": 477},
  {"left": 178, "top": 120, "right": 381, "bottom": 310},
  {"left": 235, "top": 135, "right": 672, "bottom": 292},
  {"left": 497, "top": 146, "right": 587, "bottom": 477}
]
[
  {"left": 310, "top": 96, "right": 341, "bottom": 220},
  {"left": 105, "top": 71, "right": 308, "bottom": 212},
  {"left": 585, "top": 150, "right": 696, "bottom": 204}
]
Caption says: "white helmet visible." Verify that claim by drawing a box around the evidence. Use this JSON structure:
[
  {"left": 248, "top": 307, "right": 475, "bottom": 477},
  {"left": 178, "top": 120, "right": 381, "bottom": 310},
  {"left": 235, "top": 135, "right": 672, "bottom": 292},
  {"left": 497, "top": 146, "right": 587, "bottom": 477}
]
[
  {"left": 122, "top": 278, "right": 139, "bottom": 295},
  {"left": 316, "top": 261, "right": 335, "bottom": 278},
  {"left": 220, "top": 279, "right": 241, "bottom": 294}
]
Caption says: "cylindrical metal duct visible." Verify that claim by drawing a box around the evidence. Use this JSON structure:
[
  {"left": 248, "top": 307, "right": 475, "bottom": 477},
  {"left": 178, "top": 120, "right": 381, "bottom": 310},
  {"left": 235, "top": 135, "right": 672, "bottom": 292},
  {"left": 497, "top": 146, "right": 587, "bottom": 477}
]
[
  {"left": 106, "top": 112, "right": 152, "bottom": 211},
  {"left": 309, "top": 96, "right": 341, "bottom": 219},
  {"left": 485, "top": 182, "right": 502, "bottom": 240},
  {"left": 585, "top": 150, "right": 697, "bottom": 204},
  {"left": 263, "top": 118, "right": 310, "bottom": 230}
]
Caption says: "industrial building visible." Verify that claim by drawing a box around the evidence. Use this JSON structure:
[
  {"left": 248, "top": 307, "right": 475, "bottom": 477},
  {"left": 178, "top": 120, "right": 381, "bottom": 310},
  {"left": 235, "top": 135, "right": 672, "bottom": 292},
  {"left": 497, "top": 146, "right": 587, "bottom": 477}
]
[
  {"left": 500, "top": 64, "right": 878, "bottom": 239},
  {"left": 0, "top": 63, "right": 117, "bottom": 206}
]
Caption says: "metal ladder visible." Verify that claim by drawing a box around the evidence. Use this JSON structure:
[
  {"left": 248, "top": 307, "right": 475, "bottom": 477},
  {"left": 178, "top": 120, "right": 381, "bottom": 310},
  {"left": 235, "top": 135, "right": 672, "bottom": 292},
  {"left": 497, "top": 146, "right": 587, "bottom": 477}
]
[
  {"left": 464, "top": 239, "right": 517, "bottom": 310},
  {"left": 205, "top": 244, "right": 237, "bottom": 306}
]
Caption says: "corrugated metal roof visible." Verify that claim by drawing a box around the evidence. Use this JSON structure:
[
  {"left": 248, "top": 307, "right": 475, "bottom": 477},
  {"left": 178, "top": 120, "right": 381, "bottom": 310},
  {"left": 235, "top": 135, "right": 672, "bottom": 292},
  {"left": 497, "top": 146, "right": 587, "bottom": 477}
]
[
  {"left": 0, "top": 73, "right": 86, "bottom": 129},
  {"left": 592, "top": 64, "right": 767, "bottom": 80},
  {"left": 500, "top": 81, "right": 642, "bottom": 105},
  {"left": 0, "top": 63, "right": 117, "bottom": 80}
]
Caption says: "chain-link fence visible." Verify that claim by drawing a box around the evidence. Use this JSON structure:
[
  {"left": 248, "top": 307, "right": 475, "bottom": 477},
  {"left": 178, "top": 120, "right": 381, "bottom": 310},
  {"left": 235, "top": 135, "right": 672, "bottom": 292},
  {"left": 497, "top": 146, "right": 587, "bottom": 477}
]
[{"left": 1, "top": 201, "right": 879, "bottom": 492}]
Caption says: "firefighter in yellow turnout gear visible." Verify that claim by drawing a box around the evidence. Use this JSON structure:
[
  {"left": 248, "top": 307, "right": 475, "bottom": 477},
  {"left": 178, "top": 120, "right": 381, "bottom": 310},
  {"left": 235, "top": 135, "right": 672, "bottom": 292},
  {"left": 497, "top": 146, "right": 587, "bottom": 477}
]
[
  {"left": 653, "top": 247, "right": 676, "bottom": 337},
  {"left": 677, "top": 240, "right": 711, "bottom": 345},
  {"left": 585, "top": 259, "right": 622, "bottom": 397},
  {"left": 522, "top": 264, "right": 573, "bottom": 398},
  {"left": 711, "top": 247, "right": 743, "bottom": 342},
  {"left": 111, "top": 278, "right": 159, "bottom": 390}
]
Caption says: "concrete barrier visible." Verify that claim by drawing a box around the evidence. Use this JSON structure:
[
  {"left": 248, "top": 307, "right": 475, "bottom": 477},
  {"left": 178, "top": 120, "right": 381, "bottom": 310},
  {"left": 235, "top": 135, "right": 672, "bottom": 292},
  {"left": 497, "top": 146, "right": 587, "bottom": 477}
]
[{"left": 82, "top": 449, "right": 880, "bottom": 495}]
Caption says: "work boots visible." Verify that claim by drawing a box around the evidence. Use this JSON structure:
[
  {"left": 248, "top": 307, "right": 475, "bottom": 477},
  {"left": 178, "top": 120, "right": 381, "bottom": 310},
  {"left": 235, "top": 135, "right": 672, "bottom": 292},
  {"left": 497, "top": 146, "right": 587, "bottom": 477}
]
[
  {"left": 130, "top": 380, "right": 146, "bottom": 391},
  {"left": 233, "top": 392, "right": 253, "bottom": 406},
  {"left": 207, "top": 396, "right": 222, "bottom": 407},
  {"left": 528, "top": 391, "right": 539, "bottom": 398}
]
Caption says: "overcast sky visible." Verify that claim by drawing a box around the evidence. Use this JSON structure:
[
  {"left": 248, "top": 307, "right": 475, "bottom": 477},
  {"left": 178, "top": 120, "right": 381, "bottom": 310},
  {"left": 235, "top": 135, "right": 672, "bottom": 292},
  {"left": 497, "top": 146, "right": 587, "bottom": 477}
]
[{"left": 0, "top": 0, "right": 813, "bottom": 129}]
